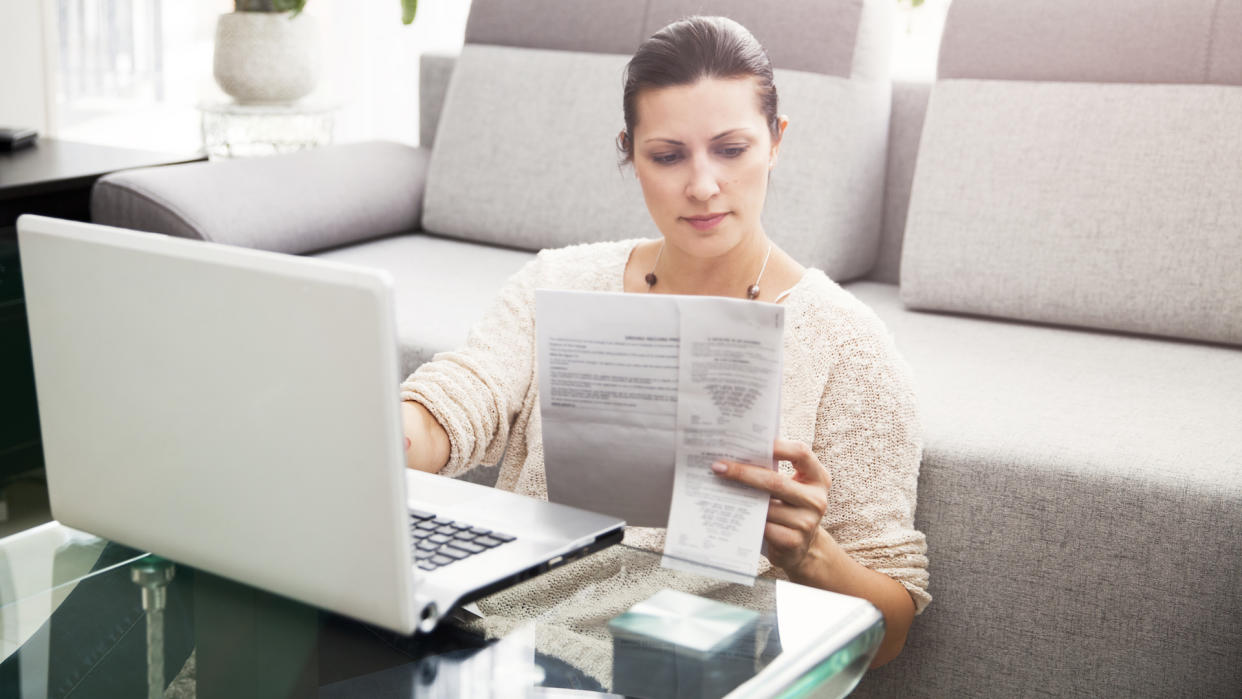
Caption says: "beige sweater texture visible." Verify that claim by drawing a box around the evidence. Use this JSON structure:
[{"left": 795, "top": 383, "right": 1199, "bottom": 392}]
[{"left": 401, "top": 240, "right": 929, "bottom": 673}]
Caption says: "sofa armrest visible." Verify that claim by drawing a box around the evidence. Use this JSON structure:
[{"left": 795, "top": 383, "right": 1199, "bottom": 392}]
[{"left": 91, "top": 141, "right": 429, "bottom": 254}]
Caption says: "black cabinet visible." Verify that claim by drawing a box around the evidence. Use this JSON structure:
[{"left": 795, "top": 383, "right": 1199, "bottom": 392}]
[
  {"left": 0, "top": 139, "right": 204, "bottom": 480},
  {"left": 0, "top": 239, "right": 41, "bottom": 475}
]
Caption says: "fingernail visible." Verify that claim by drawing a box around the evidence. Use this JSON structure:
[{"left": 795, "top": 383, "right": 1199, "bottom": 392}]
[{"left": 710, "top": 461, "right": 727, "bottom": 474}]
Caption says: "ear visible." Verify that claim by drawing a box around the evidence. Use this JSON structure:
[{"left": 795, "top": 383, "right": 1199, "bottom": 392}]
[
  {"left": 617, "top": 129, "right": 639, "bottom": 177},
  {"left": 769, "top": 115, "right": 790, "bottom": 170}
]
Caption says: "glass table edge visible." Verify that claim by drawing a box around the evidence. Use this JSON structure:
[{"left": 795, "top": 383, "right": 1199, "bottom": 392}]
[
  {"left": 0, "top": 521, "right": 151, "bottom": 610},
  {"left": 726, "top": 603, "right": 885, "bottom": 699}
]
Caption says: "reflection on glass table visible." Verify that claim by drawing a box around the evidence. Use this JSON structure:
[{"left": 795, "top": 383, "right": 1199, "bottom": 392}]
[{"left": 0, "top": 522, "right": 883, "bottom": 698}]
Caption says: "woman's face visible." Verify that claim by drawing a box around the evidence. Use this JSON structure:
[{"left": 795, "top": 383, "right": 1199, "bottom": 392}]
[{"left": 631, "top": 76, "right": 784, "bottom": 259}]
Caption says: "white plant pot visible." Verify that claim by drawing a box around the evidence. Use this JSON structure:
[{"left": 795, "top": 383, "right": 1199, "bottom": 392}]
[{"left": 213, "top": 12, "right": 320, "bottom": 104}]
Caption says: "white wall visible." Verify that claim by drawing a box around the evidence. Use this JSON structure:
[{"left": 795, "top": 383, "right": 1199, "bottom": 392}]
[
  {"left": 311, "top": 0, "right": 471, "bottom": 145},
  {"left": 892, "top": 0, "right": 950, "bottom": 81},
  {"left": 0, "top": 0, "right": 56, "bottom": 133}
]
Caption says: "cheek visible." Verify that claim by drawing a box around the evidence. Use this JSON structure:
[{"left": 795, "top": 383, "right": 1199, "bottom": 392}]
[
  {"left": 731, "top": 159, "right": 772, "bottom": 206},
  {"left": 636, "top": 168, "right": 682, "bottom": 210}
]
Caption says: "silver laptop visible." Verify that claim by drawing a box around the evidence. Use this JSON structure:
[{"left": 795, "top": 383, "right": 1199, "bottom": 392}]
[{"left": 18, "top": 214, "right": 624, "bottom": 634}]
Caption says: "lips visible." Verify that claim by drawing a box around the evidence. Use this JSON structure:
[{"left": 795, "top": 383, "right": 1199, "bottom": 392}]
[{"left": 682, "top": 212, "right": 729, "bottom": 231}]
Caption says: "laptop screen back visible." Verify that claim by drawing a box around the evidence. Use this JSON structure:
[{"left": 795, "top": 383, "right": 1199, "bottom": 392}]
[{"left": 19, "top": 215, "right": 418, "bottom": 631}]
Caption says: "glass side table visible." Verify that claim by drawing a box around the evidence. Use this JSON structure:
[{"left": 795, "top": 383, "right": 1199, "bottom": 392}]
[
  {"left": 0, "top": 522, "right": 884, "bottom": 698},
  {"left": 198, "top": 101, "right": 339, "bottom": 160}
]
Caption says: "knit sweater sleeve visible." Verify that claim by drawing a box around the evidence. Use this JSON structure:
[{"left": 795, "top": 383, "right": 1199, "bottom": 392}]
[
  {"left": 810, "top": 293, "right": 932, "bottom": 614},
  {"left": 399, "top": 255, "right": 541, "bottom": 478}
]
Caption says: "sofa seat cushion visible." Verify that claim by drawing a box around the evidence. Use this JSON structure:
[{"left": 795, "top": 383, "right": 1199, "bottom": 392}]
[
  {"left": 852, "top": 281, "right": 1242, "bottom": 488},
  {"left": 312, "top": 233, "right": 534, "bottom": 377},
  {"left": 845, "top": 280, "right": 1242, "bottom": 697}
]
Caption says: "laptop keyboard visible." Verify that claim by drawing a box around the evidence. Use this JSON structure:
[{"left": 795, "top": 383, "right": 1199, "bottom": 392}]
[{"left": 409, "top": 508, "right": 516, "bottom": 572}]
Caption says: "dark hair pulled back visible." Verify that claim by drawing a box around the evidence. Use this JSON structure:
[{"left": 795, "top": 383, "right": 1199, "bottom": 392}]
[{"left": 619, "top": 16, "right": 780, "bottom": 163}]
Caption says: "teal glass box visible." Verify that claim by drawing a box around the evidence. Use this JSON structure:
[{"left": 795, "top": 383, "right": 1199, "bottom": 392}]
[{"left": 608, "top": 589, "right": 761, "bottom": 698}]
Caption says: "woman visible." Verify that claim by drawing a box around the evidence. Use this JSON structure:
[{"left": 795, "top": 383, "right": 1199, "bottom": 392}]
[{"left": 400, "top": 16, "right": 928, "bottom": 670}]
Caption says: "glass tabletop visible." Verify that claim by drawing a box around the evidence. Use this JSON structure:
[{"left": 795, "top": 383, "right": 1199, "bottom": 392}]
[{"left": 0, "top": 522, "right": 883, "bottom": 698}]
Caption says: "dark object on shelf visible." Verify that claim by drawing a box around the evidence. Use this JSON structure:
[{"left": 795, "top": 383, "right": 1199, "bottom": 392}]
[{"left": 0, "top": 128, "right": 38, "bottom": 152}]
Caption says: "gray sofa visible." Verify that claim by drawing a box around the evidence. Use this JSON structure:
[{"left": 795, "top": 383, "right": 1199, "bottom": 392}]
[{"left": 90, "top": 0, "right": 1242, "bottom": 695}]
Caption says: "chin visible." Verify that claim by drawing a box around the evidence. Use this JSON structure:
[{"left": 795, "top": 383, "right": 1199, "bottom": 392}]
[
  {"left": 667, "top": 224, "right": 744, "bottom": 259},
  {"left": 665, "top": 231, "right": 718, "bottom": 255}
]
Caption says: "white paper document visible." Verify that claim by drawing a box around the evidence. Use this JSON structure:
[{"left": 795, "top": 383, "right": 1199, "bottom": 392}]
[{"left": 536, "top": 290, "right": 784, "bottom": 579}]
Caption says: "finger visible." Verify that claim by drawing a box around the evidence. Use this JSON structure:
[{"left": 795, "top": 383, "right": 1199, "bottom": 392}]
[
  {"left": 713, "top": 461, "right": 824, "bottom": 511},
  {"left": 763, "top": 521, "right": 806, "bottom": 553},
  {"left": 767, "top": 500, "right": 825, "bottom": 531},
  {"left": 772, "top": 439, "right": 830, "bottom": 488}
]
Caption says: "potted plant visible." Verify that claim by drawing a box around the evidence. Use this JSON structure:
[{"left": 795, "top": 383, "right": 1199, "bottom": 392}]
[{"left": 214, "top": 0, "right": 420, "bottom": 104}]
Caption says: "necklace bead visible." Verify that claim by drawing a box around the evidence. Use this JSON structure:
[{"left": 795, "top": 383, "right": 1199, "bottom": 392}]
[{"left": 645, "top": 241, "right": 772, "bottom": 300}]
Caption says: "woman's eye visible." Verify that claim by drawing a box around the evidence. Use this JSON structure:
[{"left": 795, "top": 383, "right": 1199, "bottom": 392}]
[
  {"left": 651, "top": 153, "right": 681, "bottom": 165},
  {"left": 718, "top": 145, "right": 748, "bottom": 158}
]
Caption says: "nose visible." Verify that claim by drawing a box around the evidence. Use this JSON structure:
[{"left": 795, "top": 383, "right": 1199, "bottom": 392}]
[{"left": 684, "top": 152, "right": 720, "bottom": 202}]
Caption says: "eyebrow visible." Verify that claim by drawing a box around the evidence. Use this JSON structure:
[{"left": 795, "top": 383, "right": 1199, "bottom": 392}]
[{"left": 643, "top": 128, "right": 751, "bottom": 145}]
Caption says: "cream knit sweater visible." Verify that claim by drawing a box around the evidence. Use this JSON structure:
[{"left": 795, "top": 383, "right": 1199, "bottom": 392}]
[{"left": 401, "top": 239, "right": 929, "bottom": 621}]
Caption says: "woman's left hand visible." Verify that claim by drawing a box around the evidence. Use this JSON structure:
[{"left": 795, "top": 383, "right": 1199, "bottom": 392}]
[{"left": 711, "top": 439, "right": 830, "bottom": 575}]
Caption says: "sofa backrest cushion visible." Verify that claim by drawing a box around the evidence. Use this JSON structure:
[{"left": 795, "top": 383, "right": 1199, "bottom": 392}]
[
  {"left": 420, "top": 0, "right": 894, "bottom": 282},
  {"left": 900, "top": 80, "right": 1242, "bottom": 346},
  {"left": 898, "top": 0, "right": 1242, "bottom": 345},
  {"left": 938, "top": 0, "right": 1242, "bottom": 85}
]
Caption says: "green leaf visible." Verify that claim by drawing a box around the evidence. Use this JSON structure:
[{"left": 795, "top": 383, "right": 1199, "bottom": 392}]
[
  {"left": 269, "top": 0, "right": 306, "bottom": 16},
  {"left": 401, "top": 0, "right": 418, "bottom": 25}
]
